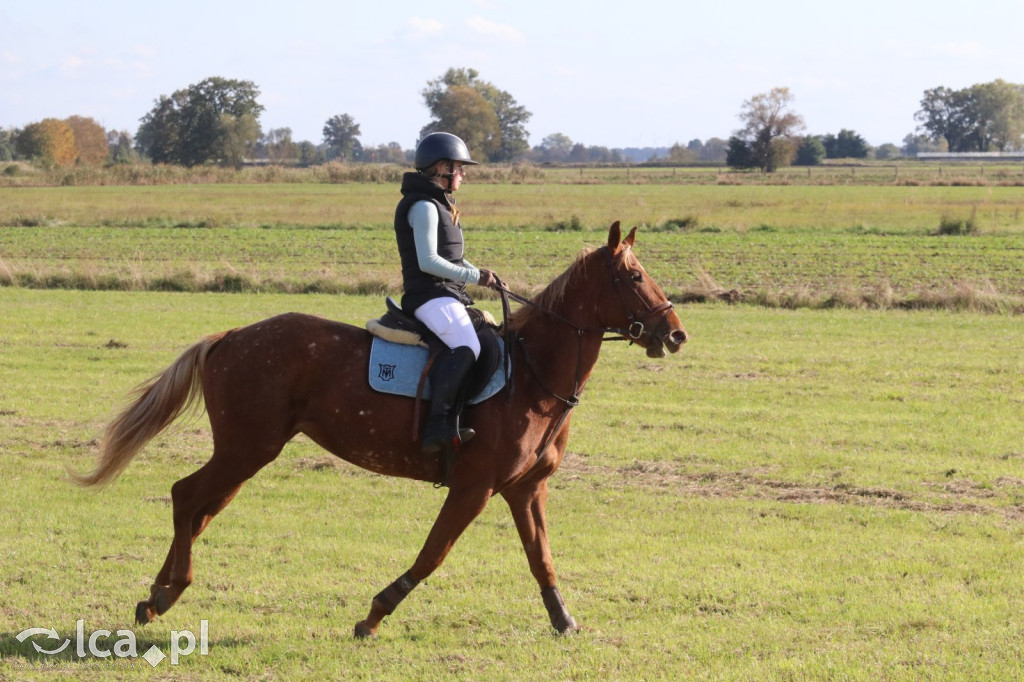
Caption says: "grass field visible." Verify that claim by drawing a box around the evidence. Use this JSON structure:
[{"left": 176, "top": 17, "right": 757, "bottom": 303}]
[
  {"left": 2, "top": 183, "right": 1024, "bottom": 310},
  {"left": 1, "top": 177, "right": 1023, "bottom": 679},
  {"left": 1, "top": 289, "right": 1023, "bottom": 680}
]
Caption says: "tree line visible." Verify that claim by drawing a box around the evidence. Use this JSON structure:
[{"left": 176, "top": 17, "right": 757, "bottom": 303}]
[{"left": 3, "top": 72, "right": 1022, "bottom": 172}]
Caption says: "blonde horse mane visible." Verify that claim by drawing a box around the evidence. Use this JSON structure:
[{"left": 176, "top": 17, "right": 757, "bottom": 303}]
[{"left": 508, "top": 247, "right": 594, "bottom": 332}]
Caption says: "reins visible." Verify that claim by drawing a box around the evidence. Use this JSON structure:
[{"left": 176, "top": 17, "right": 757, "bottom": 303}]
[{"left": 490, "top": 245, "right": 676, "bottom": 472}]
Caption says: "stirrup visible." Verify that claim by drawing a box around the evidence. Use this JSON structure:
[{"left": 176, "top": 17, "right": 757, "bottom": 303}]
[{"left": 422, "top": 427, "right": 475, "bottom": 455}]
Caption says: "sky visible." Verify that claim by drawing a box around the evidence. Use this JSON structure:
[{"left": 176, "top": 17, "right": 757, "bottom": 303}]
[{"left": 2, "top": 0, "right": 1023, "bottom": 151}]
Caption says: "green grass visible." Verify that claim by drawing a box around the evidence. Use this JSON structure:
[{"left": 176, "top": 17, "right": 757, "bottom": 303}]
[
  {"left": 2, "top": 290, "right": 1023, "bottom": 679},
  {"left": 3, "top": 183, "right": 1024, "bottom": 233},
  {"left": 2, "top": 184, "right": 1023, "bottom": 307}
]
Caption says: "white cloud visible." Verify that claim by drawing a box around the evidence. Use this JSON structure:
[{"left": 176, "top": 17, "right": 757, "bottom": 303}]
[
  {"left": 408, "top": 17, "right": 444, "bottom": 37},
  {"left": 59, "top": 55, "right": 85, "bottom": 77},
  {"left": 933, "top": 41, "right": 985, "bottom": 59},
  {"left": 2, "top": 49, "right": 19, "bottom": 65},
  {"left": 465, "top": 16, "right": 524, "bottom": 43}
]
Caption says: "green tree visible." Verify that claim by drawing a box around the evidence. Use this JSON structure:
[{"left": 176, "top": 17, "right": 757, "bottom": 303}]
[
  {"left": 322, "top": 114, "right": 362, "bottom": 161},
  {"left": 363, "top": 142, "right": 405, "bottom": 163},
  {"left": 972, "top": 79, "right": 1024, "bottom": 151},
  {"left": 698, "top": 138, "right": 729, "bottom": 163},
  {"left": 424, "top": 85, "right": 501, "bottom": 161},
  {"left": 421, "top": 68, "right": 531, "bottom": 162},
  {"left": 533, "top": 133, "right": 574, "bottom": 163},
  {"left": 821, "top": 129, "right": 870, "bottom": 159},
  {"left": 666, "top": 142, "right": 696, "bottom": 163},
  {"left": 874, "top": 143, "right": 900, "bottom": 159},
  {"left": 794, "top": 135, "right": 826, "bottom": 165},
  {"left": 901, "top": 133, "right": 947, "bottom": 156},
  {"left": 259, "top": 127, "right": 298, "bottom": 164},
  {"left": 136, "top": 77, "right": 264, "bottom": 166},
  {"left": 732, "top": 87, "right": 805, "bottom": 172},
  {"left": 914, "top": 81, "right": 1024, "bottom": 152},
  {"left": 725, "top": 136, "right": 755, "bottom": 169},
  {"left": 107, "top": 130, "right": 140, "bottom": 164},
  {"left": 296, "top": 141, "right": 325, "bottom": 167},
  {"left": 216, "top": 113, "right": 260, "bottom": 170},
  {"left": 0, "top": 127, "right": 16, "bottom": 161}
]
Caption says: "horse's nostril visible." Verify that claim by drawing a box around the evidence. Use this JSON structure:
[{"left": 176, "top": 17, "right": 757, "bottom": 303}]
[{"left": 672, "top": 330, "right": 688, "bottom": 345}]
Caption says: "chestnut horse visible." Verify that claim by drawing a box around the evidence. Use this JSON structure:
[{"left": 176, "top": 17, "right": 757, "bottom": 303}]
[{"left": 72, "top": 222, "right": 687, "bottom": 637}]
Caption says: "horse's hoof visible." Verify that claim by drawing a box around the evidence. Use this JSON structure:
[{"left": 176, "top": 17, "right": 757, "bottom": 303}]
[
  {"left": 135, "top": 601, "right": 155, "bottom": 626},
  {"left": 353, "top": 621, "right": 378, "bottom": 639},
  {"left": 153, "top": 589, "right": 172, "bottom": 615},
  {"left": 555, "top": 615, "right": 580, "bottom": 635}
]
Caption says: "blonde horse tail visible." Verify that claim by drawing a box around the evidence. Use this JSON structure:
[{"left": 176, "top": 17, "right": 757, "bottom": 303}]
[{"left": 69, "top": 331, "right": 230, "bottom": 488}]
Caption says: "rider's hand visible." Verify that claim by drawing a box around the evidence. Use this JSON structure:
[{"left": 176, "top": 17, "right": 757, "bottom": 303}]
[{"left": 477, "top": 268, "right": 499, "bottom": 288}]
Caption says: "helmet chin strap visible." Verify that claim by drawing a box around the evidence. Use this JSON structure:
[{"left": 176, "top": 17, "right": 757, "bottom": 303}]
[{"left": 442, "top": 160, "right": 455, "bottom": 192}]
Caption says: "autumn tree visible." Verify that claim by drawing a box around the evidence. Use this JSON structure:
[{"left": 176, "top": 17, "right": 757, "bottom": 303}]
[
  {"left": 421, "top": 68, "right": 531, "bottom": 162},
  {"left": 729, "top": 87, "right": 805, "bottom": 172},
  {"left": 16, "top": 118, "right": 77, "bottom": 167},
  {"left": 66, "top": 116, "right": 109, "bottom": 166},
  {"left": 136, "top": 77, "right": 264, "bottom": 167},
  {"left": 322, "top": 114, "right": 362, "bottom": 161}
]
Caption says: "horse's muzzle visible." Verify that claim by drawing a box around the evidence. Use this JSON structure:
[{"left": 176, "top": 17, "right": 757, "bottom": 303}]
[{"left": 645, "top": 324, "right": 688, "bottom": 358}]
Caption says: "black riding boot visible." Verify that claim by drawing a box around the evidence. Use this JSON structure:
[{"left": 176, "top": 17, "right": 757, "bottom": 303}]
[{"left": 421, "top": 346, "right": 477, "bottom": 455}]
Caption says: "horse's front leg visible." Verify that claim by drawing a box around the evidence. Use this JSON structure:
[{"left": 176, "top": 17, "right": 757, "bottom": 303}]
[
  {"left": 354, "top": 483, "right": 493, "bottom": 638},
  {"left": 501, "top": 478, "right": 580, "bottom": 634}
]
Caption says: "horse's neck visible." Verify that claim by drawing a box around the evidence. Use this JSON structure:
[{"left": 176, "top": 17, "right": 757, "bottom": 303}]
[{"left": 517, "top": 296, "right": 604, "bottom": 400}]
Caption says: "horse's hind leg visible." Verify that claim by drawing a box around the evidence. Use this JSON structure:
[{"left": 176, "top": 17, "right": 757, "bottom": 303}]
[
  {"left": 135, "top": 444, "right": 278, "bottom": 625},
  {"left": 354, "top": 483, "right": 493, "bottom": 638},
  {"left": 502, "top": 479, "right": 579, "bottom": 634}
]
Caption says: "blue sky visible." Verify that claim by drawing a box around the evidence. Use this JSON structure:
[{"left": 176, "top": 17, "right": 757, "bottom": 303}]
[{"left": 2, "top": 0, "right": 1023, "bottom": 149}]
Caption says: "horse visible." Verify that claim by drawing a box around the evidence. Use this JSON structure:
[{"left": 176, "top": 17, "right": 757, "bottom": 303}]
[{"left": 71, "top": 221, "right": 688, "bottom": 637}]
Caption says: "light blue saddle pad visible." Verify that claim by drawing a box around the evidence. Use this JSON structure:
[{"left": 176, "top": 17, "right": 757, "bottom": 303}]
[{"left": 368, "top": 337, "right": 507, "bottom": 405}]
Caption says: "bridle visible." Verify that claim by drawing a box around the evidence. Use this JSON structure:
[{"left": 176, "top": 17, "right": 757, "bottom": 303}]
[
  {"left": 603, "top": 245, "right": 676, "bottom": 343},
  {"left": 493, "top": 245, "right": 676, "bottom": 471},
  {"left": 496, "top": 245, "right": 675, "bottom": 346}
]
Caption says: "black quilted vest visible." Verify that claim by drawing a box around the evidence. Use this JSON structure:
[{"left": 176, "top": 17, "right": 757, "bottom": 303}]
[{"left": 394, "top": 172, "right": 472, "bottom": 312}]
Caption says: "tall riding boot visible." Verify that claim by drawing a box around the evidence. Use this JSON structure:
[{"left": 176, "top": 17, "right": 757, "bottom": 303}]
[{"left": 421, "top": 346, "right": 477, "bottom": 455}]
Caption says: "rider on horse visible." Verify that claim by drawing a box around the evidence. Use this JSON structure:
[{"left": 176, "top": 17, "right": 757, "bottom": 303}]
[{"left": 394, "top": 132, "right": 499, "bottom": 455}]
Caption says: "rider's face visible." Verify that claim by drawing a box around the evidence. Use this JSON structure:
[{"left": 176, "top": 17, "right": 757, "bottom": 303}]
[{"left": 431, "top": 161, "right": 465, "bottom": 192}]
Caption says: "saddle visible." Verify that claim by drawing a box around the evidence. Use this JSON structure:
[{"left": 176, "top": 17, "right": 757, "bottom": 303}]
[{"left": 366, "top": 298, "right": 505, "bottom": 405}]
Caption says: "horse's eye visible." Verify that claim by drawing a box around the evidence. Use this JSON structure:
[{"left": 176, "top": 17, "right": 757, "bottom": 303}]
[{"left": 630, "top": 270, "right": 643, "bottom": 283}]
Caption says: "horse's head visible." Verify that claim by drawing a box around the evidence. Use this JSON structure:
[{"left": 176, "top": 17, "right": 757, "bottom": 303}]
[{"left": 601, "top": 221, "right": 688, "bottom": 358}]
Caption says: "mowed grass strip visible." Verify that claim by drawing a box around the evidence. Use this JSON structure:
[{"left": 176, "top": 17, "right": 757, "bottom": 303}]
[{"left": 1, "top": 290, "right": 1022, "bottom": 679}]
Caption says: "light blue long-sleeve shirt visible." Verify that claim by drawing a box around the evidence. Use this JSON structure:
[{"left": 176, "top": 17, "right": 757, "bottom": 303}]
[{"left": 407, "top": 200, "right": 480, "bottom": 285}]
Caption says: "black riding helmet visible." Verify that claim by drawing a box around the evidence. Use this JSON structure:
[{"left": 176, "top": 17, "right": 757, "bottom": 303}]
[{"left": 414, "top": 132, "right": 479, "bottom": 171}]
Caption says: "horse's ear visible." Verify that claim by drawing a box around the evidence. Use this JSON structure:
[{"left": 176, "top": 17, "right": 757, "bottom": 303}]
[
  {"left": 607, "top": 221, "right": 622, "bottom": 250},
  {"left": 624, "top": 226, "right": 637, "bottom": 248}
]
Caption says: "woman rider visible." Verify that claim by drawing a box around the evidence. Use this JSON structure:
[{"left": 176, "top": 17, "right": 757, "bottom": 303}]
[{"left": 394, "top": 132, "right": 499, "bottom": 455}]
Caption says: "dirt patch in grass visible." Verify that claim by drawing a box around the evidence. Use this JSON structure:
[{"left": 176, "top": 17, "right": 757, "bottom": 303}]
[{"left": 558, "top": 452, "right": 1024, "bottom": 521}]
